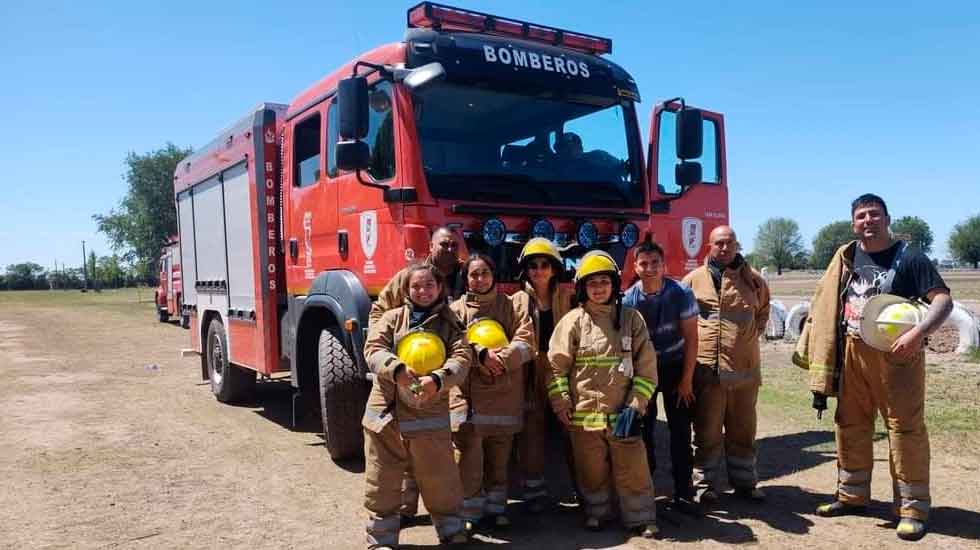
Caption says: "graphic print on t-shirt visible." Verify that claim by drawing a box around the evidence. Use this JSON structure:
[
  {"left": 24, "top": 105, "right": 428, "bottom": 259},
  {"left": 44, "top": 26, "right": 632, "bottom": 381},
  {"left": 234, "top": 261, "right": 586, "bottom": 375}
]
[{"left": 844, "top": 263, "right": 891, "bottom": 333}]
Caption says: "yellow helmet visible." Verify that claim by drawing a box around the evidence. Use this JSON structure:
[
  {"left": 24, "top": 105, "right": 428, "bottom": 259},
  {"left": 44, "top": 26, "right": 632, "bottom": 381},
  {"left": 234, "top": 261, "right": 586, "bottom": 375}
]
[
  {"left": 466, "top": 318, "right": 509, "bottom": 350},
  {"left": 518, "top": 237, "right": 562, "bottom": 265},
  {"left": 395, "top": 330, "right": 447, "bottom": 375},
  {"left": 574, "top": 250, "right": 620, "bottom": 283},
  {"left": 858, "top": 294, "right": 928, "bottom": 352}
]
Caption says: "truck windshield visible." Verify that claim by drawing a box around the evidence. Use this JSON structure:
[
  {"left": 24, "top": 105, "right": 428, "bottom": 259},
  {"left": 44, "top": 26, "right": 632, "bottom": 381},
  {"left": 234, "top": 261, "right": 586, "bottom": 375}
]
[{"left": 413, "top": 83, "right": 643, "bottom": 209}]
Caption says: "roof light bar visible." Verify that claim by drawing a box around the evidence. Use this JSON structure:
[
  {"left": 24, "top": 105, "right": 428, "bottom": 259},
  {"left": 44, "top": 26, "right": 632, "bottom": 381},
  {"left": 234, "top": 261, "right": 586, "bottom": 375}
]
[{"left": 407, "top": 2, "right": 612, "bottom": 55}]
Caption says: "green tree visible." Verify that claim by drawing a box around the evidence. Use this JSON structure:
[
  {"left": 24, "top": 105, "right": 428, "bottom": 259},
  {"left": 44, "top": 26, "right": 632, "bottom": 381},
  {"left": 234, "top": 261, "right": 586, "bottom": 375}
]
[
  {"left": 94, "top": 143, "right": 192, "bottom": 282},
  {"left": 949, "top": 215, "right": 980, "bottom": 268},
  {"left": 4, "top": 262, "right": 45, "bottom": 290},
  {"left": 753, "top": 218, "right": 805, "bottom": 275},
  {"left": 810, "top": 220, "right": 855, "bottom": 270},
  {"left": 88, "top": 250, "right": 99, "bottom": 290},
  {"left": 891, "top": 215, "right": 934, "bottom": 255},
  {"left": 96, "top": 255, "right": 126, "bottom": 288}
]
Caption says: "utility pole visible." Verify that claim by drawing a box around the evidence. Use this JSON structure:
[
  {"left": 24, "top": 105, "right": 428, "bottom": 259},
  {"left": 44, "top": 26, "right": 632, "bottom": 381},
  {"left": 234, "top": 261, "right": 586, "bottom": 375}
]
[{"left": 81, "top": 240, "right": 89, "bottom": 291}]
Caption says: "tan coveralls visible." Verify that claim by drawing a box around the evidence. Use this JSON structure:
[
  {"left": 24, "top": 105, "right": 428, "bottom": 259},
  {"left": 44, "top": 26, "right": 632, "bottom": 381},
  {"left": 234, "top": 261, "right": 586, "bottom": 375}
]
[
  {"left": 362, "top": 300, "right": 471, "bottom": 547},
  {"left": 450, "top": 290, "right": 534, "bottom": 521},
  {"left": 367, "top": 255, "right": 465, "bottom": 517},
  {"left": 510, "top": 283, "right": 575, "bottom": 500},
  {"left": 682, "top": 258, "right": 769, "bottom": 495},
  {"left": 796, "top": 242, "right": 931, "bottom": 520},
  {"left": 548, "top": 303, "right": 658, "bottom": 527}
]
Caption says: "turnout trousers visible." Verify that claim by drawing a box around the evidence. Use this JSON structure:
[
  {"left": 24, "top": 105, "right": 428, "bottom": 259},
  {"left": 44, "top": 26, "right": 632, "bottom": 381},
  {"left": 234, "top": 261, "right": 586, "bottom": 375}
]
[
  {"left": 569, "top": 428, "right": 656, "bottom": 527},
  {"left": 516, "top": 352, "right": 574, "bottom": 501},
  {"left": 364, "top": 422, "right": 465, "bottom": 548},
  {"left": 453, "top": 424, "right": 514, "bottom": 521},
  {"left": 835, "top": 337, "right": 930, "bottom": 520},
  {"left": 692, "top": 364, "right": 760, "bottom": 495},
  {"left": 642, "top": 360, "right": 695, "bottom": 500}
]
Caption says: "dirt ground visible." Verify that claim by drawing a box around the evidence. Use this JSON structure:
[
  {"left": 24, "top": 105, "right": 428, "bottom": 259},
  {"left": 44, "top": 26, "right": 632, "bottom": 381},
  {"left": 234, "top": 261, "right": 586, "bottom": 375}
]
[{"left": 2, "top": 290, "right": 979, "bottom": 550}]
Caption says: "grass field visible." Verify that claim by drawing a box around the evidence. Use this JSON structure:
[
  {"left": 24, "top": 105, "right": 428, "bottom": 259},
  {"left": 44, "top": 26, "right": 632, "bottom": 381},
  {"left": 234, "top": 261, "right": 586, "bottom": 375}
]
[
  {"left": 766, "top": 269, "right": 980, "bottom": 300},
  {"left": 0, "top": 287, "right": 156, "bottom": 318},
  {"left": 758, "top": 341, "right": 980, "bottom": 455}
]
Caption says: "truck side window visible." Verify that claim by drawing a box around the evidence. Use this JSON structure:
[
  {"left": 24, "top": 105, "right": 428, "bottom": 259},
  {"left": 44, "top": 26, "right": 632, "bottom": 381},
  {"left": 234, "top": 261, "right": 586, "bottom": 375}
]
[
  {"left": 656, "top": 111, "right": 720, "bottom": 194},
  {"left": 326, "top": 100, "right": 339, "bottom": 178},
  {"left": 294, "top": 113, "right": 322, "bottom": 187},
  {"left": 365, "top": 81, "right": 395, "bottom": 181}
]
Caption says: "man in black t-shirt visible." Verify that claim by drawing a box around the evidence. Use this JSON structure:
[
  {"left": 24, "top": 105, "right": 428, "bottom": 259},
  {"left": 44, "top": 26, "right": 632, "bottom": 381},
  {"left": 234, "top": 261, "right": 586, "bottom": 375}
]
[{"left": 814, "top": 194, "right": 952, "bottom": 542}]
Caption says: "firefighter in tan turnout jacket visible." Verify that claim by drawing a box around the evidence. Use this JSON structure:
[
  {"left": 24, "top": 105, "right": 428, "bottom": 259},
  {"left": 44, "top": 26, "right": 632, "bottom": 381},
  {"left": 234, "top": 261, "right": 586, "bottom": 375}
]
[
  {"left": 510, "top": 238, "right": 577, "bottom": 510},
  {"left": 362, "top": 264, "right": 471, "bottom": 548},
  {"left": 682, "top": 225, "right": 770, "bottom": 504},
  {"left": 548, "top": 250, "right": 659, "bottom": 537},
  {"left": 367, "top": 226, "right": 465, "bottom": 521},
  {"left": 449, "top": 253, "right": 534, "bottom": 528},
  {"left": 799, "top": 194, "right": 952, "bottom": 542}
]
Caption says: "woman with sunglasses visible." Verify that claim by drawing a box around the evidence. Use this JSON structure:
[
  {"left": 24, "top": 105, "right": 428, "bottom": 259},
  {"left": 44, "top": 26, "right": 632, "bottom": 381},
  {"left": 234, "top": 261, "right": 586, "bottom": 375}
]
[
  {"left": 511, "top": 237, "right": 577, "bottom": 512},
  {"left": 449, "top": 253, "right": 534, "bottom": 530}
]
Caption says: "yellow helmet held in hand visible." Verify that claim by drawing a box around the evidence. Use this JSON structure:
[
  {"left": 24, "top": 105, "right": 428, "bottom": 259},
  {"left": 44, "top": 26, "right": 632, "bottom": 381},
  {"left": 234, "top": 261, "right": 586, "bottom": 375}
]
[
  {"left": 466, "top": 318, "right": 509, "bottom": 350},
  {"left": 858, "top": 294, "right": 928, "bottom": 352},
  {"left": 395, "top": 330, "right": 447, "bottom": 375},
  {"left": 518, "top": 237, "right": 562, "bottom": 265},
  {"left": 574, "top": 250, "right": 620, "bottom": 283}
]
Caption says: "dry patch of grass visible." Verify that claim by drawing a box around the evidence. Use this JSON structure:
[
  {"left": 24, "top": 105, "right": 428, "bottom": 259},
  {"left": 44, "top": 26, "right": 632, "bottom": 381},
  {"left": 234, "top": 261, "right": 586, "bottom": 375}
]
[
  {"left": 0, "top": 288, "right": 156, "bottom": 320},
  {"left": 761, "top": 341, "right": 980, "bottom": 453}
]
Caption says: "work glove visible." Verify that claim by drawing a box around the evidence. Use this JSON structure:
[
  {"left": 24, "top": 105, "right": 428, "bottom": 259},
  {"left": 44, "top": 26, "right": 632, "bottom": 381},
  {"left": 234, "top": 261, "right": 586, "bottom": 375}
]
[{"left": 612, "top": 406, "right": 643, "bottom": 439}]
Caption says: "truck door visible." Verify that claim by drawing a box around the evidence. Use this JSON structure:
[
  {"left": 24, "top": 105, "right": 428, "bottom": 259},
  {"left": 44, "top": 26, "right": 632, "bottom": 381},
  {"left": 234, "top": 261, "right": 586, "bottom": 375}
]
[
  {"left": 333, "top": 80, "right": 403, "bottom": 295},
  {"left": 283, "top": 105, "right": 339, "bottom": 294},
  {"left": 648, "top": 102, "right": 729, "bottom": 277}
]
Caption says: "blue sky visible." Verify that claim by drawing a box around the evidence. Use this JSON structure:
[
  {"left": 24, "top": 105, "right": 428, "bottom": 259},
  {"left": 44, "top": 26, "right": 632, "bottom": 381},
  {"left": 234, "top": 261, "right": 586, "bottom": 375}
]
[{"left": 1, "top": 0, "right": 977, "bottom": 270}]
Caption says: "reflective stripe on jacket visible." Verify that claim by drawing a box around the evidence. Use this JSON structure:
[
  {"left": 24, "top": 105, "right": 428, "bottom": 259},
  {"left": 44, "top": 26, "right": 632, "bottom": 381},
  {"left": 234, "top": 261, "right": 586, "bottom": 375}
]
[
  {"left": 449, "top": 290, "right": 534, "bottom": 434},
  {"left": 547, "top": 303, "right": 657, "bottom": 431},
  {"left": 363, "top": 300, "right": 471, "bottom": 438},
  {"left": 682, "top": 257, "right": 770, "bottom": 388}
]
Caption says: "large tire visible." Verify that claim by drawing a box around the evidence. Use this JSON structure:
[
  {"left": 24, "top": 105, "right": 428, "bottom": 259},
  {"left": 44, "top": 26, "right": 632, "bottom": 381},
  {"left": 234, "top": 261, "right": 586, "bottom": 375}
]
[
  {"left": 766, "top": 300, "right": 787, "bottom": 340},
  {"left": 206, "top": 318, "right": 256, "bottom": 403},
  {"left": 181, "top": 314, "right": 190, "bottom": 329},
  {"left": 317, "top": 328, "right": 368, "bottom": 460},
  {"left": 784, "top": 301, "right": 811, "bottom": 342},
  {"left": 158, "top": 308, "right": 170, "bottom": 323}
]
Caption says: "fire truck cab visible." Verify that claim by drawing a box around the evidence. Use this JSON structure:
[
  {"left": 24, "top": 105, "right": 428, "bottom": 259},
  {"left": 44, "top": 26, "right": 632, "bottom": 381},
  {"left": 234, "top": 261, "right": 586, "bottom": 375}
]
[
  {"left": 175, "top": 2, "right": 728, "bottom": 460},
  {"left": 155, "top": 238, "right": 187, "bottom": 328}
]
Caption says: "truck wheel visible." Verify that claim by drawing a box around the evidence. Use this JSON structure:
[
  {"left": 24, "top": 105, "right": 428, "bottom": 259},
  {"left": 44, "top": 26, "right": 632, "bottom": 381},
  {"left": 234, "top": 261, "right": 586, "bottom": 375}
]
[
  {"left": 206, "top": 318, "right": 255, "bottom": 403},
  {"left": 158, "top": 308, "right": 170, "bottom": 323},
  {"left": 317, "top": 328, "right": 368, "bottom": 460},
  {"left": 181, "top": 315, "right": 190, "bottom": 329}
]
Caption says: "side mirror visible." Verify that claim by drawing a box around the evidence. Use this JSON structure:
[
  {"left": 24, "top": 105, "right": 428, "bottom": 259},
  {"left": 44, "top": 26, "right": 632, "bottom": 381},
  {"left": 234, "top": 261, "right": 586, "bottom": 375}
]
[
  {"left": 402, "top": 62, "right": 445, "bottom": 92},
  {"left": 676, "top": 107, "right": 703, "bottom": 160},
  {"left": 675, "top": 161, "right": 702, "bottom": 188},
  {"left": 338, "top": 76, "right": 369, "bottom": 140},
  {"left": 335, "top": 140, "right": 370, "bottom": 172}
]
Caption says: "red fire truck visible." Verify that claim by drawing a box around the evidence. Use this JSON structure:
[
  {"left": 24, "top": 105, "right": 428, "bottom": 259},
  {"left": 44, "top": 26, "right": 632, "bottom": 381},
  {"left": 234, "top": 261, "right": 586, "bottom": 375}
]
[
  {"left": 155, "top": 238, "right": 188, "bottom": 328},
  {"left": 174, "top": 2, "right": 728, "bottom": 460}
]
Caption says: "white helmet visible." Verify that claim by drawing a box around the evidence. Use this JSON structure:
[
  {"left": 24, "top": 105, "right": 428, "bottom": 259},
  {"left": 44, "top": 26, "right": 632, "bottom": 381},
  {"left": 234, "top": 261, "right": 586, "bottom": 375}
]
[{"left": 858, "top": 294, "right": 928, "bottom": 352}]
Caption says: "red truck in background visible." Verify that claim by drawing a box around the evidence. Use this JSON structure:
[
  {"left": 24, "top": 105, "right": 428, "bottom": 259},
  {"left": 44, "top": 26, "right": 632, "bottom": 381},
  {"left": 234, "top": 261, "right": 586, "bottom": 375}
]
[
  {"left": 174, "top": 2, "right": 729, "bottom": 460},
  {"left": 155, "top": 238, "right": 188, "bottom": 328}
]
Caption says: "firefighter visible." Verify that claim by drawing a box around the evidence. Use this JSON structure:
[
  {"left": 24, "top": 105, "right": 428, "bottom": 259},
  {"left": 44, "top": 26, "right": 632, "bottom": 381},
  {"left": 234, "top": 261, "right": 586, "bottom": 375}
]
[
  {"left": 681, "top": 225, "right": 770, "bottom": 505},
  {"left": 511, "top": 237, "right": 577, "bottom": 512},
  {"left": 362, "top": 264, "right": 471, "bottom": 548},
  {"left": 796, "top": 194, "right": 952, "bottom": 541},
  {"left": 548, "top": 250, "right": 659, "bottom": 537},
  {"left": 369, "top": 226, "right": 466, "bottom": 326},
  {"left": 369, "top": 226, "right": 465, "bottom": 521},
  {"left": 449, "top": 253, "right": 534, "bottom": 529},
  {"left": 623, "top": 240, "right": 700, "bottom": 515}
]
